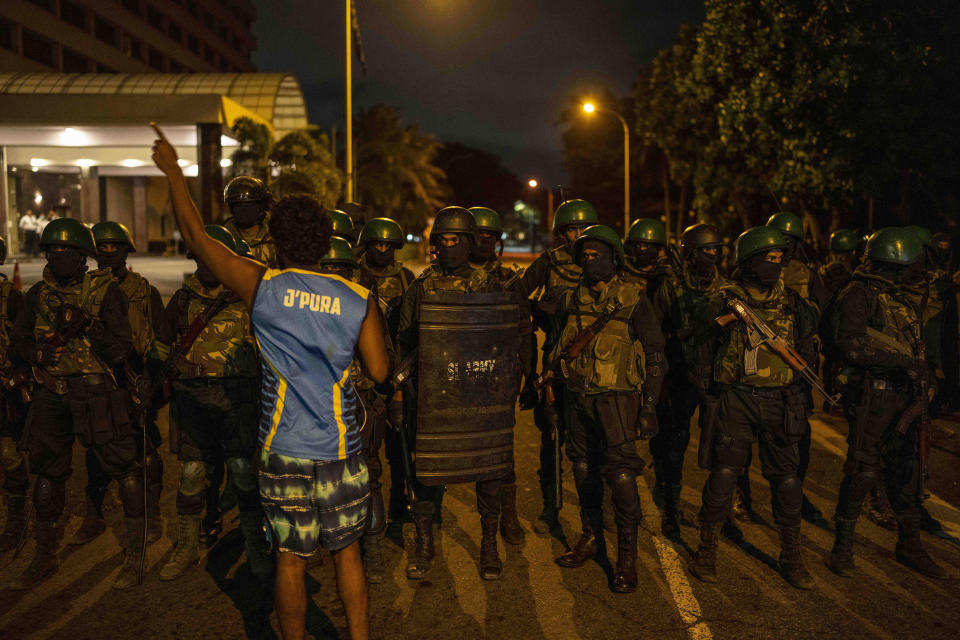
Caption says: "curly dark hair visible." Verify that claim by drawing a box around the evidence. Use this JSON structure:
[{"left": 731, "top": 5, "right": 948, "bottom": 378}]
[{"left": 268, "top": 195, "right": 332, "bottom": 266}]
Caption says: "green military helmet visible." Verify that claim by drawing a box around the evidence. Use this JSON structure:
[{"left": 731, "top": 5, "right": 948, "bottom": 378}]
[
  {"left": 469, "top": 206, "right": 502, "bottom": 234},
  {"left": 0, "top": 236, "right": 6, "bottom": 265},
  {"left": 92, "top": 221, "right": 136, "bottom": 252},
  {"left": 735, "top": 226, "right": 787, "bottom": 264},
  {"left": 552, "top": 199, "right": 599, "bottom": 232},
  {"left": 223, "top": 176, "right": 270, "bottom": 204},
  {"left": 319, "top": 236, "right": 359, "bottom": 268},
  {"left": 430, "top": 206, "right": 478, "bottom": 244},
  {"left": 204, "top": 224, "right": 239, "bottom": 254},
  {"left": 681, "top": 223, "right": 722, "bottom": 251},
  {"left": 904, "top": 225, "right": 934, "bottom": 248},
  {"left": 40, "top": 217, "right": 97, "bottom": 256},
  {"left": 829, "top": 228, "right": 860, "bottom": 253},
  {"left": 235, "top": 238, "right": 252, "bottom": 257},
  {"left": 358, "top": 217, "right": 404, "bottom": 248},
  {"left": 573, "top": 224, "right": 626, "bottom": 267},
  {"left": 766, "top": 211, "right": 804, "bottom": 240},
  {"left": 626, "top": 218, "right": 666, "bottom": 245},
  {"left": 865, "top": 227, "right": 923, "bottom": 265},
  {"left": 329, "top": 209, "right": 356, "bottom": 245}
]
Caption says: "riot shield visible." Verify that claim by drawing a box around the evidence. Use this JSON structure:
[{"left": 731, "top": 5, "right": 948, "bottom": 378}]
[{"left": 415, "top": 291, "right": 520, "bottom": 485}]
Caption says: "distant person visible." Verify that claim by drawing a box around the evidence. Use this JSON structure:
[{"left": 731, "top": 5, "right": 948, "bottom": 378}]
[
  {"left": 18, "top": 210, "right": 37, "bottom": 257},
  {"left": 35, "top": 212, "right": 49, "bottom": 244},
  {"left": 152, "top": 125, "right": 387, "bottom": 640}
]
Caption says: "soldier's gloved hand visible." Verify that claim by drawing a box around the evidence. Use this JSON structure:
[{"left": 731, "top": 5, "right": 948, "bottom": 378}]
[
  {"left": 387, "top": 398, "right": 404, "bottom": 432},
  {"left": 35, "top": 342, "right": 63, "bottom": 366},
  {"left": 637, "top": 407, "right": 659, "bottom": 439},
  {"left": 56, "top": 303, "right": 89, "bottom": 338},
  {"left": 519, "top": 378, "right": 539, "bottom": 410}
]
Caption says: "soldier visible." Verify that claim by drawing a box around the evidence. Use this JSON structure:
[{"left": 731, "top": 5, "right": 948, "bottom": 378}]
[
  {"left": 9, "top": 218, "right": 143, "bottom": 590},
  {"left": 0, "top": 236, "right": 28, "bottom": 553},
  {"left": 820, "top": 229, "right": 860, "bottom": 301},
  {"left": 623, "top": 218, "right": 673, "bottom": 297},
  {"left": 825, "top": 228, "right": 947, "bottom": 580},
  {"left": 651, "top": 223, "right": 727, "bottom": 537},
  {"left": 223, "top": 176, "right": 278, "bottom": 268},
  {"left": 521, "top": 199, "right": 599, "bottom": 534},
  {"left": 155, "top": 225, "right": 272, "bottom": 580},
  {"left": 330, "top": 209, "right": 358, "bottom": 246},
  {"left": 545, "top": 225, "right": 664, "bottom": 593},
  {"left": 397, "top": 206, "right": 523, "bottom": 581},
  {"left": 469, "top": 206, "right": 536, "bottom": 546},
  {"left": 354, "top": 218, "right": 414, "bottom": 577},
  {"left": 689, "top": 226, "right": 819, "bottom": 589},
  {"left": 70, "top": 222, "right": 165, "bottom": 547}
]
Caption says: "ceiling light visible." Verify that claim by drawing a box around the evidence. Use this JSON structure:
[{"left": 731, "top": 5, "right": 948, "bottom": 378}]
[
  {"left": 120, "top": 159, "right": 143, "bottom": 168},
  {"left": 177, "top": 159, "right": 190, "bottom": 167},
  {"left": 34, "top": 191, "right": 43, "bottom": 204},
  {"left": 220, "top": 158, "right": 233, "bottom": 168},
  {"left": 31, "top": 167, "right": 39, "bottom": 172},
  {"left": 75, "top": 159, "right": 96, "bottom": 168},
  {"left": 183, "top": 164, "right": 199, "bottom": 177},
  {"left": 29, "top": 158, "right": 49, "bottom": 167},
  {"left": 62, "top": 127, "right": 85, "bottom": 145}
]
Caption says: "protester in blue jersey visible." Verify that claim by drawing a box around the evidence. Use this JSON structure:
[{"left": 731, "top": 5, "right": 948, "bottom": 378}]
[{"left": 152, "top": 125, "right": 388, "bottom": 640}]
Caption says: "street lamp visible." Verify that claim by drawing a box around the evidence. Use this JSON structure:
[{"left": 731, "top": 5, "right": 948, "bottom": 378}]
[
  {"left": 528, "top": 178, "right": 538, "bottom": 188},
  {"left": 581, "top": 101, "right": 630, "bottom": 234}
]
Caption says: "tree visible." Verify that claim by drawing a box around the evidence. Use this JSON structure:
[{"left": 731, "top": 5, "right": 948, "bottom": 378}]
[
  {"left": 228, "top": 117, "right": 272, "bottom": 182},
  {"left": 354, "top": 105, "right": 449, "bottom": 233},
  {"left": 435, "top": 142, "right": 523, "bottom": 215}
]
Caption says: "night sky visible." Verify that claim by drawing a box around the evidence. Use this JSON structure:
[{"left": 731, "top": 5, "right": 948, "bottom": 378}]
[{"left": 252, "top": 0, "right": 704, "bottom": 186}]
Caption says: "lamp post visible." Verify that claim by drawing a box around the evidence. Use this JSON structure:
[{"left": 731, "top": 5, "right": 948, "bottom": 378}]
[
  {"left": 582, "top": 102, "right": 630, "bottom": 234},
  {"left": 526, "top": 178, "right": 539, "bottom": 254}
]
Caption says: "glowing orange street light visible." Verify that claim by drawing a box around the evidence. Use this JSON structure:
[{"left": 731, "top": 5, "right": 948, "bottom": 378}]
[{"left": 528, "top": 178, "right": 538, "bottom": 188}]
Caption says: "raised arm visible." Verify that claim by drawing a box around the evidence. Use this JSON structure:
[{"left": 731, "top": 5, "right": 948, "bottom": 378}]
[{"left": 150, "top": 123, "right": 265, "bottom": 308}]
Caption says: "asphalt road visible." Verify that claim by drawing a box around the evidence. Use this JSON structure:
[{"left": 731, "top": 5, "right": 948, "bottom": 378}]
[{"left": 1, "top": 257, "right": 960, "bottom": 639}]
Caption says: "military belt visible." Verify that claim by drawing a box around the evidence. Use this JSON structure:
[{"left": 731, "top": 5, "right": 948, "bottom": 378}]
[
  {"left": 724, "top": 382, "right": 797, "bottom": 398},
  {"left": 32, "top": 367, "right": 68, "bottom": 395}
]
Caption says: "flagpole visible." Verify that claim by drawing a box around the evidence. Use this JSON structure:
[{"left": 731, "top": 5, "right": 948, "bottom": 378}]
[{"left": 345, "top": 0, "right": 353, "bottom": 202}]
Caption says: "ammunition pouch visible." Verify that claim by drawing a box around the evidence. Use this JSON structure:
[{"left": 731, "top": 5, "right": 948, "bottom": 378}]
[
  {"left": 66, "top": 374, "right": 129, "bottom": 447},
  {"left": 581, "top": 391, "right": 640, "bottom": 448}
]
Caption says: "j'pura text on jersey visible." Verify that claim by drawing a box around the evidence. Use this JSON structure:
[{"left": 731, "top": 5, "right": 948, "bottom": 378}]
[{"left": 282, "top": 289, "right": 343, "bottom": 315}]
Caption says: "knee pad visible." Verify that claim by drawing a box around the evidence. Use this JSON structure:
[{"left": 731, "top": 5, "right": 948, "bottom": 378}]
[
  {"left": 571, "top": 460, "right": 591, "bottom": 486},
  {"left": 179, "top": 460, "right": 208, "bottom": 497},
  {"left": 226, "top": 457, "right": 257, "bottom": 494},
  {"left": 608, "top": 471, "right": 638, "bottom": 503},
  {"left": 0, "top": 436, "right": 24, "bottom": 472},
  {"left": 714, "top": 438, "right": 751, "bottom": 469},
  {"left": 770, "top": 474, "right": 802, "bottom": 513},
  {"left": 117, "top": 472, "right": 145, "bottom": 518}
]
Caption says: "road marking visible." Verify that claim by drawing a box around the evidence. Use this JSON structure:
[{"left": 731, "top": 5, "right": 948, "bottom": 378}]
[{"left": 636, "top": 476, "right": 712, "bottom": 640}]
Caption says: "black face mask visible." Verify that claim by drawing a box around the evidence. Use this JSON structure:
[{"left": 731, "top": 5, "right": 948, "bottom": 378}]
[
  {"left": 472, "top": 233, "right": 499, "bottom": 262},
  {"left": 230, "top": 202, "right": 266, "bottom": 229},
  {"left": 97, "top": 248, "right": 128, "bottom": 275},
  {"left": 366, "top": 245, "right": 394, "bottom": 268},
  {"left": 581, "top": 241, "right": 617, "bottom": 284},
  {"left": 196, "top": 261, "right": 219, "bottom": 287},
  {"left": 903, "top": 261, "right": 925, "bottom": 285},
  {"left": 437, "top": 239, "right": 471, "bottom": 271},
  {"left": 748, "top": 255, "right": 782, "bottom": 288},
  {"left": 689, "top": 248, "right": 718, "bottom": 277},
  {"left": 47, "top": 249, "right": 86, "bottom": 281},
  {"left": 626, "top": 244, "right": 659, "bottom": 268}
]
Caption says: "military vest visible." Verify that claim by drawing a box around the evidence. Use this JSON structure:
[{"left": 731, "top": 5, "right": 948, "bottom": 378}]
[
  {"left": 225, "top": 217, "right": 278, "bottom": 268},
  {"left": 545, "top": 246, "right": 581, "bottom": 294},
  {"left": 0, "top": 277, "right": 12, "bottom": 367},
  {"left": 357, "top": 256, "right": 411, "bottom": 317},
  {"left": 33, "top": 268, "right": 114, "bottom": 377},
  {"left": 782, "top": 260, "right": 812, "bottom": 300},
  {"left": 175, "top": 274, "right": 258, "bottom": 379},
  {"left": 420, "top": 264, "right": 491, "bottom": 297},
  {"left": 714, "top": 282, "right": 797, "bottom": 387},
  {"left": 875, "top": 288, "right": 922, "bottom": 362},
  {"left": 552, "top": 277, "right": 646, "bottom": 394},
  {"left": 117, "top": 270, "right": 154, "bottom": 357},
  {"left": 661, "top": 267, "right": 727, "bottom": 365}
]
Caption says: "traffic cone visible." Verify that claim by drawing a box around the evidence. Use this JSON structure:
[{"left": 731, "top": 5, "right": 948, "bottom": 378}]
[{"left": 12, "top": 260, "right": 22, "bottom": 291}]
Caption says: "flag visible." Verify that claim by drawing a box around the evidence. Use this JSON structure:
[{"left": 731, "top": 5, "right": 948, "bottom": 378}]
[{"left": 351, "top": 0, "right": 367, "bottom": 76}]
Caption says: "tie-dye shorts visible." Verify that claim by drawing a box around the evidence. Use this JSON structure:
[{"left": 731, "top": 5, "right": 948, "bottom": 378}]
[{"left": 259, "top": 449, "right": 370, "bottom": 555}]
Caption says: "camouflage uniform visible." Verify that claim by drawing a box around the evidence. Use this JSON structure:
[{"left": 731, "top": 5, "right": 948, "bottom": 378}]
[
  {"left": 0, "top": 274, "right": 27, "bottom": 553},
  {"left": 224, "top": 217, "right": 278, "bottom": 269}
]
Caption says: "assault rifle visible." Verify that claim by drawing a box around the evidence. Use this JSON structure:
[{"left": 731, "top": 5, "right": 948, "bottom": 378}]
[
  {"left": 894, "top": 334, "right": 932, "bottom": 497},
  {"left": 716, "top": 296, "right": 840, "bottom": 407},
  {"left": 534, "top": 299, "right": 625, "bottom": 510},
  {"left": 499, "top": 264, "right": 525, "bottom": 291}
]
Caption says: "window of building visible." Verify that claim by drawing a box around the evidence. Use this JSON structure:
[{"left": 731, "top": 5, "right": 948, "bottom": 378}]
[
  {"left": 0, "top": 19, "right": 15, "bottom": 52},
  {"left": 26, "top": 0, "right": 54, "bottom": 13},
  {"left": 187, "top": 34, "right": 199, "bottom": 54},
  {"left": 128, "top": 35, "right": 143, "bottom": 61},
  {"left": 169, "top": 60, "right": 183, "bottom": 73},
  {"left": 122, "top": 0, "right": 140, "bottom": 14},
  {"left": 148, "top": 46, "right": 164, "bottom": 71},
  {"left": 62, "top": 47, "right": 88, "bottom": 73},
  {"left": 168, "top": 21, "right": 181, "bottom": 42},
  {"left": 94, "top": 16, "right": 118, "bottom": 47},
  {"left": 21, "top": 29, "right": 55, "bottom": 67},
  {"left": 204, "top": 44, "right": 215, "bottom": 64},
  {"left": 60, "top": 1, "right": 86, "bottom": 31},
  {"left": 146, "top": 5, "right": 164, "bottom": 31}
]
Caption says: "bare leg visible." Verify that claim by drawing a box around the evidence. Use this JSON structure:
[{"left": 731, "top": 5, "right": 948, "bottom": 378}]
[
  {"left": 275, "top": 551, "right": 307, "bottom": 640},
  {"left": 332, "top": 540, "right": 369, "bottom": 640}
]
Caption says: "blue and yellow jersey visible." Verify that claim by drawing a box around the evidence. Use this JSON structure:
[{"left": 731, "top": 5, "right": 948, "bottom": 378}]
[{"left": 252, "top": 268, "right": 370, "bottom": 461}]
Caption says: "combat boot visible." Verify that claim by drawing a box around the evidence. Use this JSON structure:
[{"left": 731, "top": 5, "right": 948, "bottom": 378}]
[
  {"left": 69, "top": 496, "right": 105, "bottom": 546},
  {"left": 777, "top": 526, "right": 814, "bottom": 590},
  {"left": 556, "top": 515, "right": 597, "bottom": 568},
  {"left": 362, "top": 532, "right": 386, "bottom": 584},
  {"left": 112, "top": 517, "right": 144, "bottom": 590},
  {"left": 160, "top": 514, "right": 201, "bottom": 581},
  {"left": 239, "top": 511, "right": 274, "bottom": 577},
  {"left": 689, "top": 521, "right": 723, "bottom": 583},
  {"left": 0, "top": 494, "right": 27, "bottom": 552},
  {"left": 611, "top": 525, "right": 638, "bottom": 593},
  {"left": 895, "top": 517, "right": 948, "bottom": 580},
  {"left": 479, "top": 515, "right": 502, "bottom": 580},
  {"left": 499, "top": 483, "right": 525, "bottom": 545},
  {"left": 9, "top": 521, "right": 60, "bottom": 590},
  {"left": 826, "top": 517, "right": 857, "bottom": 577},
  {"left": 406, "top": 507, "right": 435, "bottom": 580}
]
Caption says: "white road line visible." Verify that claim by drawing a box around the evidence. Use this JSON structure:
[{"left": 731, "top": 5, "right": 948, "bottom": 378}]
[{"left": 637, "top": 476, "right": 713, "bottom": 640}]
